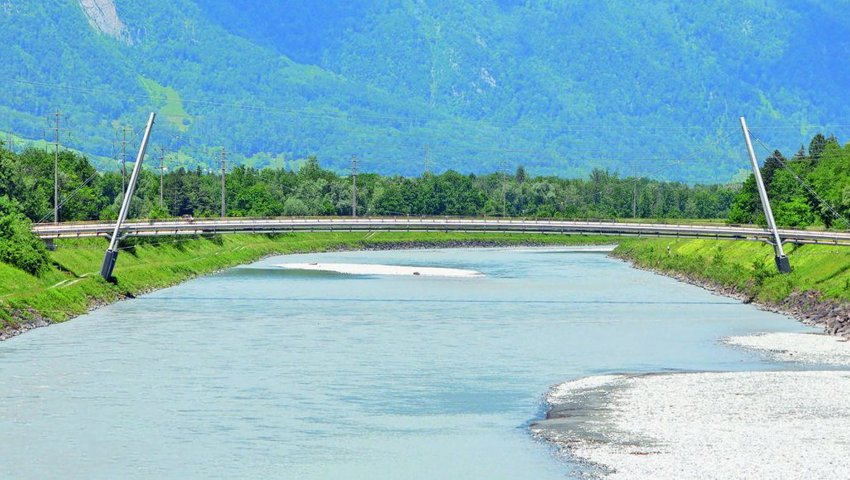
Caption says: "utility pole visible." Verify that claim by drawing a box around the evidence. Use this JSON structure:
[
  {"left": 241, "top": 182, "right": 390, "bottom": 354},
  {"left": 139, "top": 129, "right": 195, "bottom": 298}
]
[
  {"left": 424, "top": 145, "right": 431, "bottom": 175},
  {"left": 53, "top": 111, "right": 61, "bottom": 223},
  {"left": 220, "top": 148, "right": 226, "bottom": 218},
  {"left": 351, "top": 155, "right": 357, "bottom": 217},
  {"left": 631, "top": 165, "right": 638, "bottom": 219},
  {"left": 632, "top": 182, "right": 637, "bottom": 218},
  {"left": 740, "top": 116, "right": 791, "bottom": 273},
  {"left": 502, "top": 180, "right": 506, "bottom": 217},
  {"left": 158, "top": 146, "right": 165, "bottom": 208},
  {"left": 501, "top": 164, "right": 507, "bottom": 217},
  {"left": 120, "top": 126, "right": 130, "bottom": 193}
]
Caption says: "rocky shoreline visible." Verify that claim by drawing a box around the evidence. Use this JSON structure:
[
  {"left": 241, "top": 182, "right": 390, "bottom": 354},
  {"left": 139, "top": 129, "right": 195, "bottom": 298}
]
[
  {"left": 612, "top": 253, "right": 850, "bottom": 340},
  {"left": 1, "top": 297, "right": 118, "bottom": 341},
  {"left": 1, "top": 316, "right": 50, "bottom": 341}
]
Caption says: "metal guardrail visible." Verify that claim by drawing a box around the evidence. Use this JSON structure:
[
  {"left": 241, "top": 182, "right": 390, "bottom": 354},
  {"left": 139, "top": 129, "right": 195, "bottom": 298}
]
[{"left": 31, "top": 217, "right": 850, "bottom": 246}]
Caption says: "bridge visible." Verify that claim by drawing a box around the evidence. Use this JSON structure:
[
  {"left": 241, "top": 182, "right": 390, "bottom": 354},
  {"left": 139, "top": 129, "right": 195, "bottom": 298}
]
[
  {"left": 32, "top": 217, "right": 850, "bottom": 246},
  {"left": 36, "top": 113, "right": 848, "bottom": 280}
]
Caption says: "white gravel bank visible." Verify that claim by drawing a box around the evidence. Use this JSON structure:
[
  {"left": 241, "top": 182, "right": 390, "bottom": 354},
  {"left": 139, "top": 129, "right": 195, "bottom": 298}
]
[
  {"left": 275, "top": 263, "right": 483, "bottom": 277},
  {"left": 535, "top": 371, "right": 850, "bottom": 479},
  {"left": 726, "top": 332, "right": 850, "bottom": 366}
]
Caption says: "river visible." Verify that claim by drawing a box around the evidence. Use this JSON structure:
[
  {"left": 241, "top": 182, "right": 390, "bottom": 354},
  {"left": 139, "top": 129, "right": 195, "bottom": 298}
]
[{"left": 0, "top": 247, "right": 814, "bottom": 479}]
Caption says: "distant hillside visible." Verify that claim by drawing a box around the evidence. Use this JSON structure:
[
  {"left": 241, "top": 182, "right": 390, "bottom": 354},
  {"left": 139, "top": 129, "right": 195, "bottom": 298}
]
[{"left": 0, "top": 0, "right": 848, "bottom": 181}]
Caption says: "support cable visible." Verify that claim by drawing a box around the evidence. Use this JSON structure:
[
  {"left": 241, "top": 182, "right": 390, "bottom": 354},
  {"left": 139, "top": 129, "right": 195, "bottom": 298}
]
[
  {"left": 34, "top": 170, "right": 101, "bottom": 224},
  {"left": 750, "top": 132, "right": 850, "bottom": 230}
]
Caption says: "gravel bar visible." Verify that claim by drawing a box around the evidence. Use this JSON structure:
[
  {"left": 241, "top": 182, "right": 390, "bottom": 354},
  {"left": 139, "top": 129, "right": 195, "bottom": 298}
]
[
  {"left": 533, "top": 371, "right": 850, "bottom": 479},
  {"left": 726, "top": 332, "right": 850, "bottom": 366}
]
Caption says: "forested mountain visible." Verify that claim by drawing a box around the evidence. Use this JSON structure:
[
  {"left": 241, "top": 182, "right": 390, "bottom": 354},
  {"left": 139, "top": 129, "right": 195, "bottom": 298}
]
[{"left": 1, "top": 0, "right": 848, "bottom": 181}]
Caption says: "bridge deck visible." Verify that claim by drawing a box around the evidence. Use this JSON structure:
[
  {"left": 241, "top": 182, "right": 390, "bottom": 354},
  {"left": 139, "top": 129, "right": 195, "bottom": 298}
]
[{"left": 31, "top": 217, "right": 850, "bottom": 246}]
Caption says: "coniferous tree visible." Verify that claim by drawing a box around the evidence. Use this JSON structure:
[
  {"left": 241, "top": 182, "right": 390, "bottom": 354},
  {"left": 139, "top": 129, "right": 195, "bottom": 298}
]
[
  {"left": 809, "top": 134, "right": 827, "bottom": 160},
  {"left": 792, "top": 145, "right": 807, "bottom": 161},
  {"left": 762, "top": 150, "right": 785, "bottom": 189}
]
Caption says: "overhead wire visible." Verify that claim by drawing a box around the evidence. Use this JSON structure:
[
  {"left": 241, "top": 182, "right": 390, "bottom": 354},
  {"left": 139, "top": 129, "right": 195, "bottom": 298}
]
[
  {"left": 12, "top": 75, "right": 847, "bottom": 181},
  {"left": 10, "top": 76, "right": 850, "bottom": 134}
]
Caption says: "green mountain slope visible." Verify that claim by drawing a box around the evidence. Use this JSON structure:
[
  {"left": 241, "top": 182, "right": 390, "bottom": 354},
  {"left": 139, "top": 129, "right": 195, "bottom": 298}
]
[{"left": 0, "top": 0, "right": 848, "bottom": 181}]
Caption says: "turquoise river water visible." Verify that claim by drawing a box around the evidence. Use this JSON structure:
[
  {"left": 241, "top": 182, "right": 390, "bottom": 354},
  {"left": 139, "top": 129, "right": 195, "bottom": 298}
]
[{"left": 0, "top": 247, "right": 814, "bottom": 479}]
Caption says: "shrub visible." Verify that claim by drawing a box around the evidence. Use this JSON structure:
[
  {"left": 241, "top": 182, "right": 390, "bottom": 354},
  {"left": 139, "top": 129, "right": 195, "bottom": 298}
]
[
  {"left": 282, "top": 197, "right": 309, "bottom": 216},
  {"left": 751, "top": 258, "right": 774, "bottom": 287},
  {"left": 0, "top": 196, "right": 50, "bottom": 275}
]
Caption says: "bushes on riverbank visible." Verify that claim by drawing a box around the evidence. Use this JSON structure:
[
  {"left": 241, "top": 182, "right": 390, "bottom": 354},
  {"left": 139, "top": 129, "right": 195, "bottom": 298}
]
[{"left": 0, "top": 196, "right": 49, "bottom": 275}]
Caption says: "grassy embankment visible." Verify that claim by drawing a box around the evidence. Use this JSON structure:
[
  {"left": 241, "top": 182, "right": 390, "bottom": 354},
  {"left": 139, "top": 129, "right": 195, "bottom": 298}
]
[
  {"left": 614, "top": 239, "right": 850, "bottom": 303},
  {"left": 0, "top": 232, "right": 615, "bottom": 329}
]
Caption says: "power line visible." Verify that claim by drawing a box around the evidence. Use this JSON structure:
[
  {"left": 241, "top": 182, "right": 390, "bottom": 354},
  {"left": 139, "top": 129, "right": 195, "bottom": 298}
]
[
  {"left": 35, "top": 169, "right": 101, "bottom": 225},
  {"left": 0, "top": 76, "right": 784, "bottom": 175},
  {"left": 52, "top": 111, "right": 62, "bottom": 223},
  {"left": 159, "top": 146, "right": 166, "bottom": 209},
  {"left": 118, "top": 125, "right": 134, "bottom": 193},
  {"left": 13, "top": 76, "right": 850, "bottom": 134}
]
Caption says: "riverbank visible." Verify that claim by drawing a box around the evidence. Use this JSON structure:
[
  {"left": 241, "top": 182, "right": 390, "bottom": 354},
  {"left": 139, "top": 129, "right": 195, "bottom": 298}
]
[
  {"left": 533, "top": 239, "right": 850, "bottom": 477},
  {"left": 5, "top": 234, "right": 850, "bottom": 341},
  {"left": 613, "top": 238, "right": 850, "bottom": 338},
  {"left": 0, "top": 232, "right": 615, "bottom": 340}
]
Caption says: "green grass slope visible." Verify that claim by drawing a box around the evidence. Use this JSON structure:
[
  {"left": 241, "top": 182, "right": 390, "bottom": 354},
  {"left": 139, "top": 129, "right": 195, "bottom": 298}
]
[{"left": 614, "top": 239, "right": 850, "bottom": 303}]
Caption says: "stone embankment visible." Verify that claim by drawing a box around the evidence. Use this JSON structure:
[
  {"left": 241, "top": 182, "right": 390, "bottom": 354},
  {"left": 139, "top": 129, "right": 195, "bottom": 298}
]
[
  {"left": 772, "top": 290, "right": 850, "bottom": 337},
  {"left": 0, "top": 316, "right": 49, "bottom": 341},
  {"left": 614, "top": 257, "right": 850, "bottom": 339}
]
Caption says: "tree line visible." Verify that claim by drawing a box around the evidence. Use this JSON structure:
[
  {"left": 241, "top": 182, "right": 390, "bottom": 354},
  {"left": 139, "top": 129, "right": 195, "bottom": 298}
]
[
  {"left": 0, "top": 144, "right": 738, "bottom": 224},
  {"left": 729, "top": 134, "right": 850, "bottom": 229},
  {"left": 3, "top": 133, "right": 847, "bottom": 276}
]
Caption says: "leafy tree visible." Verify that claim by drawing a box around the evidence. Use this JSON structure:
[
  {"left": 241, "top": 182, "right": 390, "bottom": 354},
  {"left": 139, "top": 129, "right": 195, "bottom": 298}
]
[
  {"left": 372, "top": 183, "right": 407, "bottom": 215},
  {"left": 0, "top": 196, "right": 50, "bottom": 275},
  {"left": 282, "top": 197, "right": 309, "bottom": 216},
  {"left": 807, "top": 141, "right": 850, "bottom": 228},
  {"left": 727, "top": 174, "right": 761, "bottom": 225},
  {"left": 145, "top": 203, "right": 171, "bottom": 220},
  {"left": 774, "top": 196, "right": 815, "bottom": 227}
]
